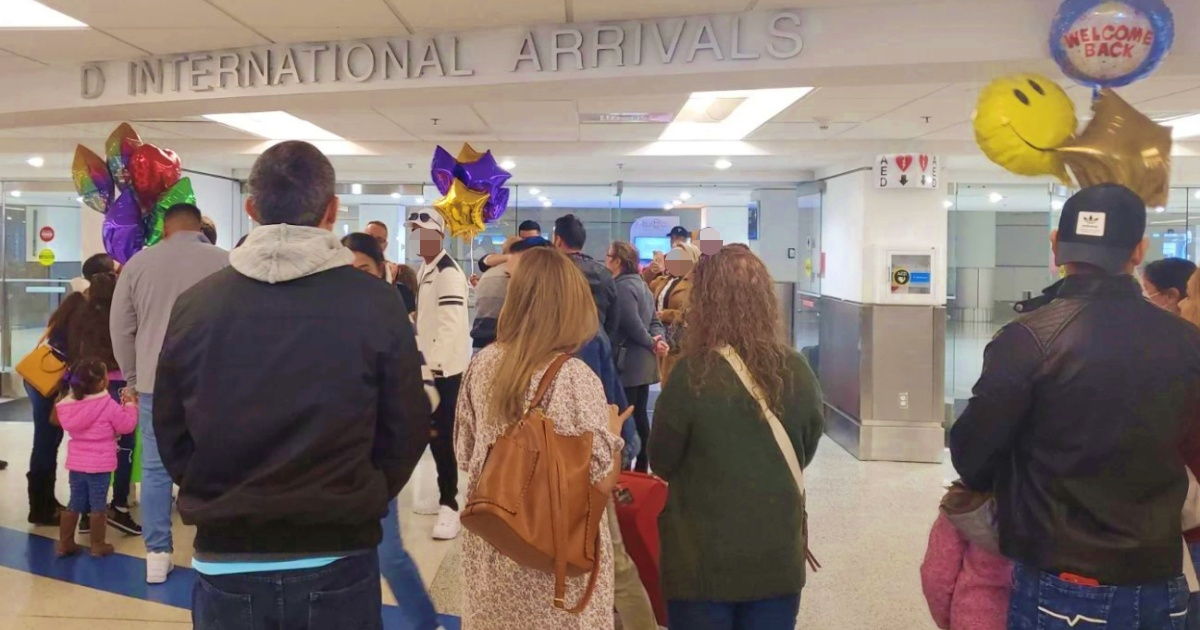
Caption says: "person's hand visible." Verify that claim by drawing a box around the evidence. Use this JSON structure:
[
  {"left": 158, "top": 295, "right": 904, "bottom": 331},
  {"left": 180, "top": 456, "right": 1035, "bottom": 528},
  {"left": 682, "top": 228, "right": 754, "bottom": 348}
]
[
  {"left": 468, "top": 274, "right": 480, "bottom": 287},
  {"left": 608, "top": 405, "right": 633, "bottom": 436},
  {"left": 654, "top": 339, "right": 670, "bottom": 357},
  {"left": 119, "top": 388, "right": 138, "bottom": 406}
]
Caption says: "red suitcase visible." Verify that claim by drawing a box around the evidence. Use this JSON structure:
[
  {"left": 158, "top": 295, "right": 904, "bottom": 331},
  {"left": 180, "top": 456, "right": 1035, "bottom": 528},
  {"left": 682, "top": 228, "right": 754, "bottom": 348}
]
[{"left": 613, "top": 471, "right": 669, "bottom": 627}]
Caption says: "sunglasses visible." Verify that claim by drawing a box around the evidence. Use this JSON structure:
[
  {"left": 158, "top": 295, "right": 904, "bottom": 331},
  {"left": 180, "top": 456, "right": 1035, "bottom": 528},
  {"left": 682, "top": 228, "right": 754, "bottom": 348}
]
[{"left": 408, "top": 212, "right": 434, "bottom": 223}]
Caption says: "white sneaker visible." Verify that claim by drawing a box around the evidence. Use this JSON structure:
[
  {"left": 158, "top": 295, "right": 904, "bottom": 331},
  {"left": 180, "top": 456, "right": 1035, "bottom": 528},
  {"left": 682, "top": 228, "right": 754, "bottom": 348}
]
[
  {"left": 412, "top": 498, "right": 440, "bottom": 516},
  {"left": 432, "top": 506, "right": 461, "bottom": 540},
  {"left": 146, "top": 551, "right": 173, "bottom": 584}
]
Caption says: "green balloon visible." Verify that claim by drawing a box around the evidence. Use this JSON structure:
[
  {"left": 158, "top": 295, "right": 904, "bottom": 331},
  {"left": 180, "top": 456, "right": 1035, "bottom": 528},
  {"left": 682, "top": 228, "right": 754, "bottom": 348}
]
[{"left": 145, "top": 177, "right": 196, "bottom": 246}]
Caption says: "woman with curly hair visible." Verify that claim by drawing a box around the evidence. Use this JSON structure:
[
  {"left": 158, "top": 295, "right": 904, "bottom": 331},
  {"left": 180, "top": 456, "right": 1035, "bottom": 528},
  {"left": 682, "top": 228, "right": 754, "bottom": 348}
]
[{"left": 649, "top": 245, "right": 825, "bottom": 630}]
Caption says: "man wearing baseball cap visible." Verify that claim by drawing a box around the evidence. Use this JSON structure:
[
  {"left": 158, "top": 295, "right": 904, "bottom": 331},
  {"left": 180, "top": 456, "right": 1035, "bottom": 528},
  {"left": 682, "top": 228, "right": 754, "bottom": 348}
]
[
  {"left": 951, "top": 184, "right": 1200, "bottom": 626},
  {"left": 642, "top": 227, "right": 692, "bottom": 283},
  {"left": 406, "top": 209, "right": 470, "bottom": 541}
]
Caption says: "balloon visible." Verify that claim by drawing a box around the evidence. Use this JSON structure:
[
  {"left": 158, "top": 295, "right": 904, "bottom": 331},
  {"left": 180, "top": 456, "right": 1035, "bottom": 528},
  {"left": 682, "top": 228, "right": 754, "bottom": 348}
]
[
  {"left": 454, "top": 150, "right": 511, "bottom": 196},
  {"left": 483, "top": 186, "right": 509, "bottom": 223},
  {"left": 431, "top": 146, "right": 458, "bottom": 196},
  {"left": 72, "top": 145, "right": 113, "bottom": 214},
  {"left": 102, "top": 192, "right": 144, "bottom": 264},
  {"left": 973, "top": 74, "right": 1077, "bottom": 181},
  {"left": 129, "top": 143, "right": 182, "bottom": 213},
  {"left": 144, "top": 177, "right": 196, "bottom": 247},
  {"left": 105, "top": 123, "right": 141, "bottom": 190},
  {"left": 1055, "top": 88, "right": 1172, "bottom": 207},
  {"left": 456, "top": 143, "right": 485, "bottom": 164},
  {"left": 433, "top": 179, "right": 489, "bottom": 241},
  {"left": 1050, "top": 0, "right": 1174, "bottom": 89}
]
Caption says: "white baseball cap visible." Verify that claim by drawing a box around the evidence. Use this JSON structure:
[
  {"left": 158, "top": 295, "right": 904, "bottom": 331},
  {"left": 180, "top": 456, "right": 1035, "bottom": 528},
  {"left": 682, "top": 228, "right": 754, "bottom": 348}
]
[{"left": 406, "top": 210, "right": 445, "bottom": 235}]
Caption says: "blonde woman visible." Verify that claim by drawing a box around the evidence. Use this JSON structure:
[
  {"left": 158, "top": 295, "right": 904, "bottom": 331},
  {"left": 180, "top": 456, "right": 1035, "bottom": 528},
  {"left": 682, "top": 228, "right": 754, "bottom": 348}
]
[{"left": 455, "top": 246, "right": 626, "bottom": 630}]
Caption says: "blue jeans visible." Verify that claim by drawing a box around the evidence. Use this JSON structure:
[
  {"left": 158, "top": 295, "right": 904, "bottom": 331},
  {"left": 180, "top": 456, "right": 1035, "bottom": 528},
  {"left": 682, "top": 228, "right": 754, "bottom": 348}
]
[
  {"left": 24, "top": 381, "right": 61, "bottom": 475},
  {"left": 193, "top": 553, "right": 382, "bottom": 630},
  {"left": 139, "top": 393, "right": 172, "bottom": 553},
  {"left": 68, "top": 471, "right": 111, "bottom": 514},
  {"left": 1009, "top": 563, "right": 1188, "bottom": 629},
  {"left": 379, "top": 498, "right": 439, "bottom": 630},
  {"left": 668, "top": 594, "right": 801, "bottom": 630}
]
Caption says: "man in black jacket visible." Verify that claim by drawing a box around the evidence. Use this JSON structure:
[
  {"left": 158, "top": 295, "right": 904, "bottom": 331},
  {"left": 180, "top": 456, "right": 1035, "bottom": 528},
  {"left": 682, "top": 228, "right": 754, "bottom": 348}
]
[
  {"left": 153, "top": 141, "right": 430, "bottom": 630},
  {"left": 553, "top": 214, "right": 620, "bottom": 340},
  {"left": 951, "top": 184, "right": 1200, "bottom": 627}
]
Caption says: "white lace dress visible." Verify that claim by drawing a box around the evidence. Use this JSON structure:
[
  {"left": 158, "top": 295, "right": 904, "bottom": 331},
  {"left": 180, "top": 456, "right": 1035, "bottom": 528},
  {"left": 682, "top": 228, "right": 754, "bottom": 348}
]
[{"left": 454, "top": 346, "right": 622, "bottom": 630}]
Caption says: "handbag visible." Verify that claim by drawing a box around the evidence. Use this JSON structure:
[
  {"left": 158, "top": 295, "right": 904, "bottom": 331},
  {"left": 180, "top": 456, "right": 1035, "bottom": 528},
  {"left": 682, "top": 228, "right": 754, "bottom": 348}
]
[
  {"left": 717, "top": 345, "right": 820, "bottom": 573},
  {"left": 461, "top": 354, "right": 610, "bottom": 613},
  {"left": 16, "top": 329, "right": 66, "bottom": 397}
]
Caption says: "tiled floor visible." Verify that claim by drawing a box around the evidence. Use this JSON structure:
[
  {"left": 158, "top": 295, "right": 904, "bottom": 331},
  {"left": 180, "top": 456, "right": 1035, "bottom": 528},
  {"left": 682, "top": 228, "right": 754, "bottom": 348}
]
[{"left": 0, "top": 418, "right": 955, "bottom": 629}]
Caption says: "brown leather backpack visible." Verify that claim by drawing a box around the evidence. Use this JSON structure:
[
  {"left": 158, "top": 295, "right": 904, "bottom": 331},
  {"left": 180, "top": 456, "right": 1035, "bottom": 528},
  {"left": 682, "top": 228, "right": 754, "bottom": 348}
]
[{"left": 460, "top": 354, "right": 609, "bottom": 613}]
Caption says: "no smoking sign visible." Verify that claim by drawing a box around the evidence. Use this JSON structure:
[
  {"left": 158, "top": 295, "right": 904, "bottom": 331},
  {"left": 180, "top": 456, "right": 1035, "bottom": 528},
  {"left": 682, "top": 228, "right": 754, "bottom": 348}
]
[{"left": 39, "top": 226, "right": 54, "bottom": 243}]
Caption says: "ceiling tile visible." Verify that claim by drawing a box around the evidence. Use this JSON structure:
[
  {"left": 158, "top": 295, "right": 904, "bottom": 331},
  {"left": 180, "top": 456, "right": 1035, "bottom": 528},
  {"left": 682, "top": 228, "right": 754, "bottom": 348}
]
[
  {"left": 375, "top": 105, "right": 490, "bottom": 140},
  {"left": 917, "top": 121, "right": 972, "bottom": 141},
  {"left": 39, "top": 0, "right": 244, "bottom": 29},
  {"left": 749, "top": 122, "right": 857, "bottom": 140},
  {"left": 254, "top": 26, "right": 408, "bottom": 43},
  {"left": 208, "top": 0, "right": 403, "bottom": 31},
  {"left": 290, "top": 109, "right": 418, "bottom": 142},
  {"left": 131, "top": 120, "right": 263, "bottom": 140},
  {"left": 0, "top": 53, "right": 45, "bottom": 74},
  {"left": 387, "top": 0, "right": 562, "bottom": 32},
  {"left": 579, "top": 123, "right": 667, "bottom": 141},
  {"left": 474, "top": 101, "right": 577, "bottom": 132},
  {"left": 104, "top": 28, "right": 269, "bottom": 55},
  {"left": 0, "top": 29, "right": 146, "bottom": 63},
  {"left": 832, "top": 119, "right": 936, "bottom": 140},
  {"left": 571, "top": 0, "right": 747, "bottom": 22},
  {"left": 577, "top": 96, "right": 688, "bottom": 115},
  {"left": 13, "top": 125, "right": 108, "bottom": 139}
]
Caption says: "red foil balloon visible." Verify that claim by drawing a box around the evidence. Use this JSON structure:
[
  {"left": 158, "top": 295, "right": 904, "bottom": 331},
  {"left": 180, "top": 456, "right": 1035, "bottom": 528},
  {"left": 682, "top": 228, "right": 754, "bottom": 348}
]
[{"left": 129, "top": 144, "right": 182, "bottom": 214}]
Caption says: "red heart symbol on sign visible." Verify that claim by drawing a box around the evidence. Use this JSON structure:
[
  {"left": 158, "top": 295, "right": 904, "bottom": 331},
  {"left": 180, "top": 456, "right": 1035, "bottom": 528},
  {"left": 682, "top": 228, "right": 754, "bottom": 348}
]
[
  {"left": 896, "top": 155, "right": 913, "bottom": 172},
  {"left": 919, "top": 155, "right": 929, "bottom": 172}
]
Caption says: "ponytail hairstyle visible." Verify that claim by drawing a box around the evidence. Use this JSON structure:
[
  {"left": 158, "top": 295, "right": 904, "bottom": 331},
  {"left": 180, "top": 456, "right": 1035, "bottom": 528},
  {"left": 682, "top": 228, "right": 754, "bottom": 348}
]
[{"left": 68, "top": 358, "right": 108, "bottom": 400}]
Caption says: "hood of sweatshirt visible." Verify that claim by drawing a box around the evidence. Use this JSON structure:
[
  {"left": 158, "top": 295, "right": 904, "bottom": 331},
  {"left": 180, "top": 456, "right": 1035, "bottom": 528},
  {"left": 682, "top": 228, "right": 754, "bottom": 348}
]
[
  {"left": 56, "top": 392, "right": 112, "bottom": 432},
  {"left": 230, "top": 224, "right": 353, "bottom": 284}
]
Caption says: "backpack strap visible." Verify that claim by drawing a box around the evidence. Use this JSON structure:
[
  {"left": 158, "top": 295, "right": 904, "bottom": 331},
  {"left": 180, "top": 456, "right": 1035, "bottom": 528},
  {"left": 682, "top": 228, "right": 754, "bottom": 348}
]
[{"left": 717, "top": 345, "right": 820, "bottom": 572}]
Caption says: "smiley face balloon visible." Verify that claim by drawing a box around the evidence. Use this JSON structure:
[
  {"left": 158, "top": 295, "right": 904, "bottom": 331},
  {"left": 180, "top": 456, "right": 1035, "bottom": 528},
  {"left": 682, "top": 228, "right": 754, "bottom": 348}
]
[{"left": 973, "top": 74, "right": 1078, "bottom": 182}]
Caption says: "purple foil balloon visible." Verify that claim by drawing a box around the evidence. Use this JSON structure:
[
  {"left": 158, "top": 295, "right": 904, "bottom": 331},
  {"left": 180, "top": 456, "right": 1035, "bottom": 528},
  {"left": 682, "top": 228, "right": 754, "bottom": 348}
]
[
  {"left": 431, "top": 146, "right": 458, "bottom": 196},
  {"left": 101, "top": 192, "right": 145, "bottom": 264},
  {"left": 455, "top": 150, "right": 511, "bottom": 196},
  {"left": 483, "top": 186, "right": 509, "bottom": 223}
]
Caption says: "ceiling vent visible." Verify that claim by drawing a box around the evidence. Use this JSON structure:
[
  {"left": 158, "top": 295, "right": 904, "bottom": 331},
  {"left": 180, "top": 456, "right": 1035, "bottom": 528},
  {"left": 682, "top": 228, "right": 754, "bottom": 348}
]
[{"left": 579, "top": 112, "right": 675, "bottom": 124}]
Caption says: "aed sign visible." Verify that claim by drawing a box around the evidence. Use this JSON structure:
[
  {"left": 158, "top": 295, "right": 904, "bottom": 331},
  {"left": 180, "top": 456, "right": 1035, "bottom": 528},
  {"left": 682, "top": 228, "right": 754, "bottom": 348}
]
[{"left": 876, "top": 154, "right": 939, "bottom": 189}]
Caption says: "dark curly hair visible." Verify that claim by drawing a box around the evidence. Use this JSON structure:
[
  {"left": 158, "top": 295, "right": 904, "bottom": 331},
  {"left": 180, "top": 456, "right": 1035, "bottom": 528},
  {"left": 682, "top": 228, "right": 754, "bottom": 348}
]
[
  {"left": 682, "top": 246, "right": 789, "bottom": 414},
  {"left": 68, "top": 357, "right": 108, "bottom": 400}
]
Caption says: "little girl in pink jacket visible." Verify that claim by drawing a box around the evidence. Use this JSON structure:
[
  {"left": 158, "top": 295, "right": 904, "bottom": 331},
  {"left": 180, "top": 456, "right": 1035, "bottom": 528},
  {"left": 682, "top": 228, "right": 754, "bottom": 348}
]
[
  {"left": 920, "top": 482, "right": 1012, "bottom": 630},
  {"left": 55, "top": 358, "right": 138, "bottom": 558}
]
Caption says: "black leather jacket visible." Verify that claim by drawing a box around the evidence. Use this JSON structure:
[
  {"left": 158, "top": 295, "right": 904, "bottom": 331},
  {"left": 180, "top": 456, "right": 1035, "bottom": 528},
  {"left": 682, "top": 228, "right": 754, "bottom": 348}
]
[{"left": 950, "top": 274, "right": 1200, "bottom": 585}]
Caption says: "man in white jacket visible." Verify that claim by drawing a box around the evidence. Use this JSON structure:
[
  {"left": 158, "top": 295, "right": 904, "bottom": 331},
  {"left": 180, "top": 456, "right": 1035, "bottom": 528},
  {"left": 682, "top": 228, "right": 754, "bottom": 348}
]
[{"left": 407, "top": 210, "right": 469, "bottom": 540}]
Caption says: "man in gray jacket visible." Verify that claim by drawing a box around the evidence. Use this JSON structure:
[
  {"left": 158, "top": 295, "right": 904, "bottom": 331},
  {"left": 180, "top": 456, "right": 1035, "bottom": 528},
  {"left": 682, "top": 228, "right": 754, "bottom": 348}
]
[{"left": 111, "top": 203, "right": 228, "bottom": 584}]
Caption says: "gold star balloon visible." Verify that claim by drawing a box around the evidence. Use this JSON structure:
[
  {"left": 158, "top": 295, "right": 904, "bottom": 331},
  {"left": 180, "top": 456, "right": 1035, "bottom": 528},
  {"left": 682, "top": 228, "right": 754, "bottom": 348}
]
[
  {"left": 434, "top": 178, "right": 489, "bottom": 241},
  {"left": 456, "top": 143, "right": 486, "bottom": 164},
  {"left": 1055, "top": 88, "right": 1173, "bottom": 207}
]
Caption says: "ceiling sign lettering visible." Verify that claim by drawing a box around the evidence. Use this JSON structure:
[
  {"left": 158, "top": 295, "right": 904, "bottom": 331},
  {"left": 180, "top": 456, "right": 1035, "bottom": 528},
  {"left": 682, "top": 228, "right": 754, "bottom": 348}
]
[{"left": 78, "top": 10, "right": 803, "bottom": 100}]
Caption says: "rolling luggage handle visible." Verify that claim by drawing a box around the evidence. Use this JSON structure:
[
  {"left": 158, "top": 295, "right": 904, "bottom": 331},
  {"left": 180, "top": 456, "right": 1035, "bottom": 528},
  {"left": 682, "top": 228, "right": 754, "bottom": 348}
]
[{"left": 717, "top": 345, "right": 820, "bottom": 573}]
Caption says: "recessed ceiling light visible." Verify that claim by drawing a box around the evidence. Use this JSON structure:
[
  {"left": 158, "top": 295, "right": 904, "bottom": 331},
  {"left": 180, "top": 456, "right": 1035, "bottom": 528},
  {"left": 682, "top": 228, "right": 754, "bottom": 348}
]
[
  {"left": 416, "top": 196, "right": 425, "bottom": 204},
  {"left": 1051, "top": 199, "right": 1065, "bottom": 211},
  {"left": 350, "top": 183, "right": 362, "bottom": 195},
  {"left": 1194, "top": 190, "right": 1200, "bottom": 200},
  {"left": 390, "top": 192, "right": 401, "bottom": 199},
  {"left": 660, "top": 88, "right": 814, "bottom": 141},
  {"left": 26, "top": 156, "right": 44, "bottom": 168},
  {"left": 679, "top": 191, "right": 692, "bottom": 201},
  {"left": 663, "top": 203, "right": 674, "bottom": 210},
  {"left": 529, "top": 188, "right": 541, "bottom": 196},
  {"left": 9, "top": 190, "right": 20, "bottom": 198},
  {"left": 672, "top": 199, "right": 682, "bottom": 207},
  {"left": 1162, "top": 114, "right": 1200, "bottom": 140},
  {"left": 714, "top": 159, "right": 733, "bottom": 170},
  {"left": 542, "top": 200, "right": 552, "bottom": 207},
  {"left": 988, "top": 192, "right": 1004, "bottom": 204},
  {"left": 537, "top": 196, "right": 548, "bottom": 203},
  {"left": 202, "top": 111, "right": 343, "bottom": 141},
  {"left": 1155, "top": 206, "right": 1166, "bottom": 213},
  {"left": 500, "top": 159, "right": 516, "bottom": 170},
  {"left": 943, "top": 200, "right": 954, "bottom": 209},
  {"left": 0, "top": 0, "right": 87, "bottom": 28}
]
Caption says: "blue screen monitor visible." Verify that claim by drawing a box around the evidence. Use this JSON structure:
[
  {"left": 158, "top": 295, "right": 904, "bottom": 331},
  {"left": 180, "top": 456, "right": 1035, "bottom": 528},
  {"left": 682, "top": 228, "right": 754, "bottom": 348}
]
[{"left": 633, "top": 236, "right": 671, "bottom": 261}]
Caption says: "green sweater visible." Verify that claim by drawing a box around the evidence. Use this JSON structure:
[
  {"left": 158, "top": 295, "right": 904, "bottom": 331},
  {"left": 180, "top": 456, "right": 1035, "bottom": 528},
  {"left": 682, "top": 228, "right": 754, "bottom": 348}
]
[{"left": 649, "top": 349, "right": 824, "bottom": 602}]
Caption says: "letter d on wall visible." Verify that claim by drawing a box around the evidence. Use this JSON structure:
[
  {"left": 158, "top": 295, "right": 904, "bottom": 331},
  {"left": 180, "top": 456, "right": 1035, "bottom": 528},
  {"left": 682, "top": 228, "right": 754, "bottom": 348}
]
[{"left": 81, "top": 64, "right": 105, "bottom": 99}]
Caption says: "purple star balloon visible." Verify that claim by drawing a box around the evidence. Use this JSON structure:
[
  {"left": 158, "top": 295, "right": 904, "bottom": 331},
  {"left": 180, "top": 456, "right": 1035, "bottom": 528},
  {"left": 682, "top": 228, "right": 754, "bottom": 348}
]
[{"left": 101, "top": 192, "right": 145, "bottom": 264}]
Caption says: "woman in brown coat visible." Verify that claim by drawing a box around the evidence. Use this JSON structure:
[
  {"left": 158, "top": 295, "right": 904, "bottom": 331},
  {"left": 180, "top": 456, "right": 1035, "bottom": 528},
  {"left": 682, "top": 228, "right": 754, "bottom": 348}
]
[{"left": 650, "top": 242, "right": 700, "bottom": 385}]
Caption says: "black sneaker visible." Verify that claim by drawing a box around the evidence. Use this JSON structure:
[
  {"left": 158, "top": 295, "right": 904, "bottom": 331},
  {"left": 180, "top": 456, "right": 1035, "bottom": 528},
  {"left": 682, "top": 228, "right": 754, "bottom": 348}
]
[
  {"left": 78, "top": 513, "right": 90, "bottom": 535},
  {"left": 107, "top": 506, "right": 142, "bottom": 536}
]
